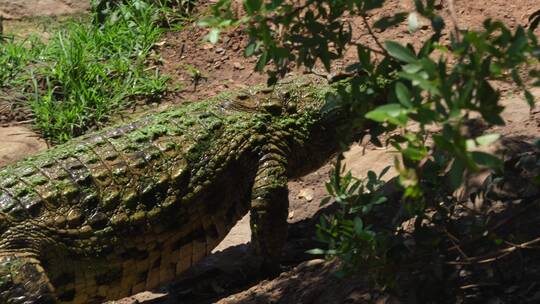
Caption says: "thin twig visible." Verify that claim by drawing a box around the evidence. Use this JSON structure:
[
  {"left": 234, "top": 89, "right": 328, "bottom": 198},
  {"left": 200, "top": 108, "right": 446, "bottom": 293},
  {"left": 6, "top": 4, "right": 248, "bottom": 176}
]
[
  {"left": 447, "top": 198, "right": 539, "bottom": 252},
  {"left": 351, "top": 42, "right": 387, "bottom": 55},
  {"left": 360, "top": 14, "right": 389, "bottom": 56},
  {"left": 446, "top": 0, "right": 461, "bottom": 41},
  {"left": 12, "top": 119, "right": 34, "bottom": 125},
  {"left": 460, "top": 283, "right": 500, "bottom": 290},
  {"left": 447, "top": 236, "right": 540, "bottom": 265},
  {"left": 444, "top": 229, "right": 469, "bottom": 259}
]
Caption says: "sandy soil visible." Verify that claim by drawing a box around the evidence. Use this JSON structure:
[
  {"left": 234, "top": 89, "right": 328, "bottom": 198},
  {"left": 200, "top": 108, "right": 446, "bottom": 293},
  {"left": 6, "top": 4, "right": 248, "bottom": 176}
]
[
  {"left": 0, "top": 126, "right": 47, "bottom": 166},
  {"left": 0, "top": 0, "right": 89, "bottom": 19}
]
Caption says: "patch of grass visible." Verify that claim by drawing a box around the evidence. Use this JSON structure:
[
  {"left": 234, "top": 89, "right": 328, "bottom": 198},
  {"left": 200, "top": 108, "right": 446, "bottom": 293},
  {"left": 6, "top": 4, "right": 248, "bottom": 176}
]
[
  {"left": 1, "top": 0, "right": 171, "bottom": 143},
  {"left": 0, "top": 36, "right": 42, "bottom": 88}
]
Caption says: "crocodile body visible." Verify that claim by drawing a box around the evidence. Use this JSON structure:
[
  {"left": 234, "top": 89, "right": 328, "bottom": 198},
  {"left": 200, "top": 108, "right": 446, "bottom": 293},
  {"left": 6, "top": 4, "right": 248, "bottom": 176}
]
[{"left": 0, "top": 77, "right": 368, "bottom": 303}]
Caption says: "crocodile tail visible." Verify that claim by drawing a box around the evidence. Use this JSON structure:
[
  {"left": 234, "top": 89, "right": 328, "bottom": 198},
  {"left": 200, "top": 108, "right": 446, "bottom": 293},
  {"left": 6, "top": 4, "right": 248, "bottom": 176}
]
[{"left": 0, "top": 253, "right": 57, "bottom": 304}]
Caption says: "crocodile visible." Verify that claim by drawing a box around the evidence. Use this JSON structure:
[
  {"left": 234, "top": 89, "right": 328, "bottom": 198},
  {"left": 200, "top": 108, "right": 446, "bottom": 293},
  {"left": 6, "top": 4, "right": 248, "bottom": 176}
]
[{"left": 0, "top": 77, "right": 377, "bottom": 303}]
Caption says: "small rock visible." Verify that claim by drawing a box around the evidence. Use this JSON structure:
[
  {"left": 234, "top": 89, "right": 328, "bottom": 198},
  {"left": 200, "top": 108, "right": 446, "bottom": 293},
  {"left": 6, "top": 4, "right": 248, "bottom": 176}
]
[
  {"left": 233, "top": 62, "right": 245, "bottom": 70},
  {"left": 155, "top": 40, "right": 167, "bottom": 47},
  {"left": 505, "top": 285, "right": 519, "bottom": 294},
  {"left": 297, "top": 188, "right": 314, "bottom": 202},
  {"left": 216, "top": 47, "right": 225, "bottom": 54},
  {"left": 202, "top": 43, "right": 214, "bottom": 50},
  {"left": 288, "top": 210, "right": 294, "bottom": 219},
  {"left": 345, "top": 290, "right": 372, "bottom": 303}
]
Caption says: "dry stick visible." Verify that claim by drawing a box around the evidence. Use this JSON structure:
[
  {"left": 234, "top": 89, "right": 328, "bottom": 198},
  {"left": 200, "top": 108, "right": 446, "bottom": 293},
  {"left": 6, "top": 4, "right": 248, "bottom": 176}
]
[
  {"left": 12, "top": 119, "right": 35, "bottom": 125},
  {"left": 444, "top": 228, "right": 469, "bottom": 259},
  {"left": 460, "top": 283, "right": 500, "bottom": 290},
  {"left": 446, "top": 236, "right": 540, "bottom": 266},
  {"left": 447, "top": 199, "right": 539, "bottom": 252}
]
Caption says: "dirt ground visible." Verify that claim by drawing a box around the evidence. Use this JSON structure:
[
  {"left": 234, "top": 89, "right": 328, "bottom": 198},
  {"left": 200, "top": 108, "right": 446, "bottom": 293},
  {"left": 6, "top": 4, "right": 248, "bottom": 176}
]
[
  {"left": 0, "top": 0, "right": 89, "bottom": 19},
  {"left": 0, "top": 0, "right": 539, "bottom": 303}
]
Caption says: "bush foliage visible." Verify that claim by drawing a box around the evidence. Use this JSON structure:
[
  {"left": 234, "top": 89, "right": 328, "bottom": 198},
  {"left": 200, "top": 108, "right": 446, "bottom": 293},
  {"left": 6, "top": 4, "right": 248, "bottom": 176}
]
[{"left": 204, "top": 0, "right": 540, "bottom": 297}]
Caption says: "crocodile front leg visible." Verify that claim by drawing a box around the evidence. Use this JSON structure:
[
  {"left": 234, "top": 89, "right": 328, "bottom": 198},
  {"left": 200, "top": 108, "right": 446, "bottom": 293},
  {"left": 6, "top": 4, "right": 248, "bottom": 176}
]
[
  {"left": 0, "top": 253, "right": 57, "bottom": 304},
  {"left": 250, "top": 146, "right": 289, "bottom": 275}
]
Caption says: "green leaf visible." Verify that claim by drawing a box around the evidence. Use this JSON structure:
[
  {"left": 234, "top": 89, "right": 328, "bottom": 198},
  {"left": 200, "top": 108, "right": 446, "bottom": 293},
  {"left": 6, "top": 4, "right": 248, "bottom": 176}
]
[
  {"left": 245, "top": 42, "right": 257, "bottom": 56},
  {"left": 511, "top": 69, "right": 524, "bottom": 87},
  {"left": 197, "top": 16, "right": 218, "bottom": 27},
  {"left": 402, "top": 62, "right": 423, "bottom": 73},
  {"left": 401, "top": 146, "right": 427, "bottom": 161},
  {"left": 367, "top": 170, "right": 377, "bottom": 182},
  {"left": 398, "top": 71, "right": 439, "bottom": 95},
  {"left": 265, "top": 0, "right": 284, "bottom": 10},
  {"left": 306, "top": 248, "right": 326, "bottom": 255},
  {"left": 475, "top": 134, "right": 500, "bottom": 146},
  {"left": 448, "top": 159, "right": 465, "bottom": 189},
  {"left": 255, "top": 50, "right": 269, "bottom": 71},
  {"left": 365, "top": 103, "right": 409, "bottom": 126},
  {"left": 529, "top": 9, "right": 540, "bottom": 31},
  {"left": 508, "top": 26, "right": 527, "bottom": 55},
  {"left": 395, "top": 82, "right": 412, "bottom": 107},
  {"left": 207, "top": 28, "right": 221, "bottom": 44},
  {"left": 525, "top": 89, "right": 535, "bottom": 108},
  {"left": 320, "top": 196, "right": 332, "bottom": 207},
  {"left": 372, "top": 196, "right": 388, "bottom": 205},
  {"left": 354, "top": 217, "right": 364, "bottom": 234},
  {"left": 471, "top": 151, "right": 503, "bottom": 168},
  {"left": 431, "top": 15, "right": 445, "bottom": 33},
  {"left": 385, "top": 41, "right": 417, "bottom": 63},
  {"left": 379, "top": 165, "right": 392, "bottom": 179},
  {"left": 357, "top": 45, "right": 372, "bottom": 71},
  {"left": 244, "top": 0, "right": 262, "bottom": 14},
  {"left": 408, "top": 12, "right": 419, "bottom": 33},
  {"left": 466, "top": 139, "right": 477, "bottom": 150}
]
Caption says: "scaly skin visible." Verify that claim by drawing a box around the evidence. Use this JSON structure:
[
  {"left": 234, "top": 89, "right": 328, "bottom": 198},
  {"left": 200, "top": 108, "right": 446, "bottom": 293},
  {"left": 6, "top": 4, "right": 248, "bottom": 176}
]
[{"left": 0, "top": 77, "right": 374, "bottom": 303}]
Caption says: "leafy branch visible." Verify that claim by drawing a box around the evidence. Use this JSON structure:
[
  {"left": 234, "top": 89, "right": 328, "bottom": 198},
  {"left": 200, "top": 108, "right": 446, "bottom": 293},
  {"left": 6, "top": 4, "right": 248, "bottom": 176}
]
[{"left": 203, "top": 0, "right": 540, "bottom": 296}]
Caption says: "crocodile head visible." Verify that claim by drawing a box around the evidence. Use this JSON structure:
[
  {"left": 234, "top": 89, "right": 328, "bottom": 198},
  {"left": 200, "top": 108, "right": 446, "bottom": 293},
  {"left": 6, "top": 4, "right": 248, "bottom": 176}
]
[
  {"left": 220, "top": 76, "right": 381, "bottom": 177},
  {"left": 258, "top": 77, "right": 376, "bottom": 177}
]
